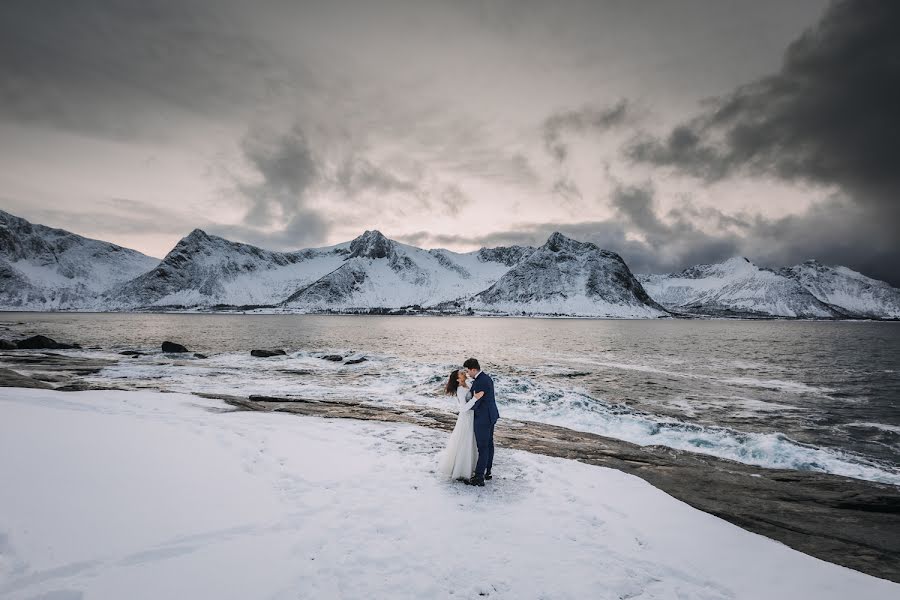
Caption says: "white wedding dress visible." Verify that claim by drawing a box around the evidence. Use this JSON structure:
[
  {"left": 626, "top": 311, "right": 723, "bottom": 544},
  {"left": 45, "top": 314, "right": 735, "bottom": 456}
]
[{"left": 437, "top": 384, "right": 479, "bottom": 480}]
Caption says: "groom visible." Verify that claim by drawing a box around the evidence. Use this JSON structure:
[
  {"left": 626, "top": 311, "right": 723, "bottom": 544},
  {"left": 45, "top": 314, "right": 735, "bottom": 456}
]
[{"left": 463, "top": 358, "right": 499, "bottom": 487}]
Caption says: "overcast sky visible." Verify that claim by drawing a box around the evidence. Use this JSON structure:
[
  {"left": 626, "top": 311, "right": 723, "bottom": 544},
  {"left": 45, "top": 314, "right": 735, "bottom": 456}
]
[{"left": 2, "top": 0, "right": 898, "bottom": 283}]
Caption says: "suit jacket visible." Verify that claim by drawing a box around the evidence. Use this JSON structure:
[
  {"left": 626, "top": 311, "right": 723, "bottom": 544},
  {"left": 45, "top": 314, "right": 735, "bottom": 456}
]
[{"left": 470, "top": 371, "right": 500, "bottom": 425}]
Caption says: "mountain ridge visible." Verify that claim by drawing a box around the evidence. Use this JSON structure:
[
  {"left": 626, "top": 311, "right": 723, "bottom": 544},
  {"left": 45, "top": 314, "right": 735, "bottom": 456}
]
[
  {"left": 0, "top": 209, "right": 160, "bottom": 309},
  {"left": 1, "top": 209, "right": 898, "bottom": 319}
]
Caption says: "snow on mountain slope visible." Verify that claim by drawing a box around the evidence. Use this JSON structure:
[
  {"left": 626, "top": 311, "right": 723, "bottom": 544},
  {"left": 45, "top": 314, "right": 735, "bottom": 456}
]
[
  {"left": 468, "top": 232, "right": 667, "bottom": 318},
  {"left": 638, "top": 257, "right": 845, "bottom": 318},
  {"left": 5, "top": 207, "right": 897, "bottom": 319},
  {"left": 282, "top": 230, "right": 516, "bottom": 310},
  {"left": 782, "top": 260, "right": 900, "bottom": 319},
  {"left": 0, "top": 209, "right": 159, "bottom": 309},
  {"left": 105, "top": 229, "right": 351, "bottom": 308}
]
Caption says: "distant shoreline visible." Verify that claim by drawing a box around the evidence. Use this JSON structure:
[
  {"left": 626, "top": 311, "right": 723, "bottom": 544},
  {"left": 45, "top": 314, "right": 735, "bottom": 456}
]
[{"left": 1, "top": 308, "right": 898, "bottom": 322}]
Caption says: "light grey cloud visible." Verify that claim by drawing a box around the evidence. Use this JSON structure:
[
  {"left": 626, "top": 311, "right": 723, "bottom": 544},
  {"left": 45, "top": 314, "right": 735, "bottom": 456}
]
[
  {"left": 542, "top": 100, "right": 631, "bottom": 163},
  {"left": 551, "top": 178, "right": 582, "bottom": 201},
  {"left": 0, "top": 195, "right": 186, "bottom": 246}
]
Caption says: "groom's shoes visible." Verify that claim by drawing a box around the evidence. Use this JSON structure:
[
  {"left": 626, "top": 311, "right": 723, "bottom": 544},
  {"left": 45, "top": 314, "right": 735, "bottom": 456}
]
[
  {"left": 465, "top": 475, "right": 486, "bottom": 487},
  {"left": 485, "top": 472, "right": 492, "bottom": 480}
]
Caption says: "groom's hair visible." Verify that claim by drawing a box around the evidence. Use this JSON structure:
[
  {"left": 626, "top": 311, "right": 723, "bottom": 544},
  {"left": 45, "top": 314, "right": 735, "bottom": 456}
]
[{"left": 463, "top": 358, "right": 480, "bottom": 370}]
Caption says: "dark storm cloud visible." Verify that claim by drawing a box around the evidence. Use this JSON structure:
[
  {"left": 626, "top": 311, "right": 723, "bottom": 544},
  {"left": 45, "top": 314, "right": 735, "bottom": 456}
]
[
  {"left": 0, "top": 0, "right": 286, "bottom": 139},
  {"left": 627, "top": 0, "right": 900, "bottom": 191},
  {"left": 398, "top": 181, "right": 741, "bottom": 273},
  {"left": 400, "top": 180, "right": 899, "bottom": 284},
  {"left": 207, "top": 215, "right": 330, "bottom": 252},
  {"left": 210, "top": 124, "right": 330, "bottom": 250},
  {"left": 336, "top": 157, "right": 421, "bottom": 198},
  {"left": 551, "top": 178, "right": 582, "bottom": 201},
  {"left": 625, "top": 0, "right": 900, "bottom": 282},
  {"left": 543, "top": 100, "right": 630, "bottom": 163},
  {"left": 605, "top": 184, "right": 897, "bottom": 281},
  {"left": 239, "top": 125, "right": 320, "bottom": 226},
  {"left": 735, "top": 195, "right": 899, "bottom": 284},
  {"left": 334, "top": 156, "right": 472, "bottom": 215}
]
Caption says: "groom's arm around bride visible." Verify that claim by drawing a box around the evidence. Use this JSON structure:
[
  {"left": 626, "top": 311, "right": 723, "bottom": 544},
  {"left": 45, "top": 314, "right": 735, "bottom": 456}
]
[{"left": 462, "top": 357, "right": 500, "bottom": 484}]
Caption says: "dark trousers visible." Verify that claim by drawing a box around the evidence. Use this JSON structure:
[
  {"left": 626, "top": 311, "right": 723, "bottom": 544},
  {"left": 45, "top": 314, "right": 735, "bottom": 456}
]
[{"left": 474, "top": 420, "right": 495, "bottom": 477}]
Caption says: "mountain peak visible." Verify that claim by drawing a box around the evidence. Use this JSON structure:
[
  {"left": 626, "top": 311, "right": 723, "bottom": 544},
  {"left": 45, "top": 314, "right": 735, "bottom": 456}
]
[
  {"left": 714, "top": 256, "right": 757, "bottom": 272},
  {"left": 800, "top": 259, "right": 826, "bottom": 269},
  {"left": 543, "top": 232, "right": 599, "bottom": 254},
  {"left": 349, "top": 230, "right": 394, "bottom": 259},
  {"left": 185, "top": 228, "right": 211, "bottom": 241}
]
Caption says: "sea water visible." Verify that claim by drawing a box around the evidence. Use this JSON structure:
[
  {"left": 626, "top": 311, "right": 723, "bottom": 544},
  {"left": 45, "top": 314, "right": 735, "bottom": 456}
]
[{"left": 4, "top": 313, "right": 899, "bottom": 484}]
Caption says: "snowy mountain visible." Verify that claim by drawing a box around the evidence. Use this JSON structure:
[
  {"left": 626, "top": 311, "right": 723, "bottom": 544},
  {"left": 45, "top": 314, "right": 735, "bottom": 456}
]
[
  {"left": 0, "top": 209, "right": 159, "bottom": 309},
  {"left": 467, "top": 232, "right": 667, "bottom": 318},
  {"left": 638, "top": 257, "right": 845, "bottom": 319},
  {"left": 3, "top": 208, "right": 897, "bottom": 319},
  {"left": 104, "top": 229, "right": 351, "bottom": 308},
  {"left": 281, "top": 230, "right": 516, "bottom": 310},
  {"left": 781, "top": 260, "right": 900, "bottom": 319}
]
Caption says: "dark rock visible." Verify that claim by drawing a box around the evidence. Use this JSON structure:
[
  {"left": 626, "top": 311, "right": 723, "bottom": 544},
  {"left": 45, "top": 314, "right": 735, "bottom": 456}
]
[
  {"left": 16, "top": 335, "right": 81, "bottom": 350},
  {"left": 55, "top": 382, "right": 123, "bottom": 392},
  {"left": 119, "top": 350, "right": 145, "bottom": 356},
  {"left": 344, "top": 357, "right": 368, "bottom": 365},
  {"left": 0, "top": 339, "right": 16, "bottom": 350},
  {"left": 0, "top": 353, "right": 116, "bottom": 389},
  {"left": 161, "top": 341, "right": 189, "bottom": 353},
  {"left": 321, "top": 354, "right": 343, "bottom": 362},
  {"left": 193, "top": 353, "right": 208, "bottom": 359},
  {"left": 0, "top": 367, "right": 54, "bottom": 389},
  {"left": 0, "top": 352, "right": 114, "bottom": 374},
  {"left": 348, "top": 230, "right": 394, "bottom": 259},
  {"left": 251, "top": 349, "right": 286, "bottom": 358}
]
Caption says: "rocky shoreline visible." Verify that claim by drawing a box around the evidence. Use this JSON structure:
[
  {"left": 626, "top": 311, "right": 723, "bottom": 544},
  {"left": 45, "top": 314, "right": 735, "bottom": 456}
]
[{"left": 0, "top": 342, "right": 898, "bottom": 582}]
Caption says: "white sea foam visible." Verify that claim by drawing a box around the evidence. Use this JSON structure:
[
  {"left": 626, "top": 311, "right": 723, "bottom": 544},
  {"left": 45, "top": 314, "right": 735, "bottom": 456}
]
[
  {"left": 491, "top": 377, "right": 900, "bottom": 485},
  {"left": 721, "top": 377, "right": 836, "bottom": 395},
  {"left": 845, "top": 422, "right": 900, "bottom": 435},
  {"left": 83, "top": 349, "right": 900, "bottom": 486}
]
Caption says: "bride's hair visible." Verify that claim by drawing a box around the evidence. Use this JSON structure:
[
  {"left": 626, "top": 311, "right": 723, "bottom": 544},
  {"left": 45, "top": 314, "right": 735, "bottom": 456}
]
[{"left": 444, "top": 369, "right": 462, "bottom": 395}]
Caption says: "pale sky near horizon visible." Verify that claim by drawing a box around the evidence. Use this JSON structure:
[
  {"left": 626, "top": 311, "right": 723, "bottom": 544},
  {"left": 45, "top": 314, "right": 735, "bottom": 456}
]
[{"left": 2, "top": 1, "right": 898, "bottom": 283}]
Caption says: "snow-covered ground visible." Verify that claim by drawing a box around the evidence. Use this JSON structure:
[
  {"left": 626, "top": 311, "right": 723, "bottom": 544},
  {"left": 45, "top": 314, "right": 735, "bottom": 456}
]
[{"left": 1, "top": 388, "right": 896, "bottom": 599}]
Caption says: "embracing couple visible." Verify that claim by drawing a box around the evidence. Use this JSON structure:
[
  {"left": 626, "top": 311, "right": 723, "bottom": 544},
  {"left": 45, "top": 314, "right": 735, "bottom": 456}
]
[{"left": 437, "top": 358, "right": 500, "bottom": 486}]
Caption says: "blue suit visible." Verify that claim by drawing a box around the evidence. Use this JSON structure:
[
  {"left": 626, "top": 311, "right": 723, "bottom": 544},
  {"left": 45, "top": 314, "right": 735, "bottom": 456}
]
[{"left": 470, "top": 371, "right": 499, "bottom": 477}]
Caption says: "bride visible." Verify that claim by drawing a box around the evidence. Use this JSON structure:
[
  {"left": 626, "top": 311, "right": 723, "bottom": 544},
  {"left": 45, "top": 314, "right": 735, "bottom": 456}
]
[{"left": 437, "top": 369, "right": 484, "bottom": 480}]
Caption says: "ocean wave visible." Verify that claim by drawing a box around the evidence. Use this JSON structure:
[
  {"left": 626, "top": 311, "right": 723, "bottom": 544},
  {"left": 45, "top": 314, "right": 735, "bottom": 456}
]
[
  {"left": 86, "top": 350, "right": 900, "bottom": 485},
  {"left": 491, "top": 375, "right": 899, "bottom": 485},
  {"left": 720, "top": 376, "right": 836, "bottom": 395}
]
